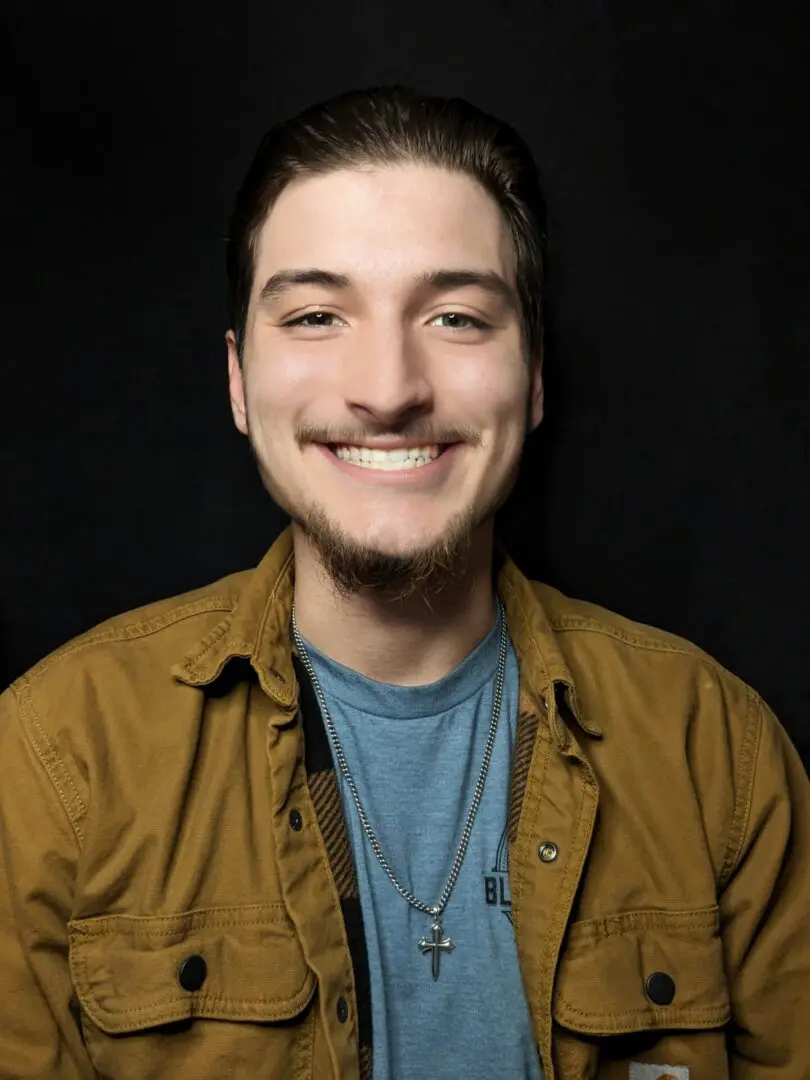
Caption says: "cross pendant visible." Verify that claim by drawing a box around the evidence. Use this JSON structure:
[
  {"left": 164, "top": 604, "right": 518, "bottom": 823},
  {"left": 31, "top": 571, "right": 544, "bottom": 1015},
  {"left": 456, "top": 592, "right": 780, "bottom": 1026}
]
[{"left": 418, "top": 917, "right": 454, "bottom": 980}]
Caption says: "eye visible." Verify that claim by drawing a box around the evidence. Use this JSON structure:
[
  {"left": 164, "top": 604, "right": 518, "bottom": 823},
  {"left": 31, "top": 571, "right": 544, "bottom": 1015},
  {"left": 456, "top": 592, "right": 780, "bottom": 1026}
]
[
  {"left": 430, "top": 312, "right": 489, "bottom": 331},
  {"left": 283, "top": 311, "right": 344, "bottom": 328}
]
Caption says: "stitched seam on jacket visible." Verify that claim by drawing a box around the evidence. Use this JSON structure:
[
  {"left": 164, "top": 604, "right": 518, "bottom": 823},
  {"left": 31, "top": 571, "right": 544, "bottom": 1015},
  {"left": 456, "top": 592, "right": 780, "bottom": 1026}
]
[
  {"left": 70, "top": 920, "right": 291, "bottom": 937},
  {"left": 253, "top": 547, "right": 295, "bottom": 658},
  {"left": 15, "top": 685, "right": 86, "bottom": 844},
  {"left": 69, "top": 907, "right": 289, "bottom": 933},
  {"left": 550, "top": 614, "right": 712, "bottom": 654},
  {"left": 718, "top": 687, "right": 762, "bottom": 889},
  {"left": 553, "top": 617, "right": 751, "bottom": 673},
  {"left": 20, "top": 596, "right": 237, "bottom": 681},
  {"left": 567, "top": 909, "right": 719, "bottom": 943},
  {"left": 72, "top": 948, "right": 313, "bottom": 1019},
  {"left": 181, "top": 551, "right": 293, "bottom": 670},
  {"left": 539, "top": 770, "right": 594, "bottom": 1066},
  {"left": 85, "top": 993, "right": 312, "bottom": 1015},
  {"left": 501, "top": 577, "right": 553, "bottom": 683},
  {"left": 556, "top": 999, "right": 726, "bottom": 1020},
  {"left": 179, "top": 618, "right": 238, "bottom": 666}
]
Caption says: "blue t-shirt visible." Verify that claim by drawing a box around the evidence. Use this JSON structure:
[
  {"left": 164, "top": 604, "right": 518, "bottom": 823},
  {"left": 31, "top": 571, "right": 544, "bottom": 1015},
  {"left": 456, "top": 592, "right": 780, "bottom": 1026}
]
[{"left": 300, "top": 606, "right": 544, "bottom": 1080}]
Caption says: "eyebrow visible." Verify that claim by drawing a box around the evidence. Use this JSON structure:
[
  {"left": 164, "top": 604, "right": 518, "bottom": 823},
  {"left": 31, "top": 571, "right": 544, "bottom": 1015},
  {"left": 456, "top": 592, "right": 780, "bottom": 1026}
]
[
  {"left": 258, "top": 268, "right": 350, "bottom": 303},
  {"left": 256, "top": 267, "right": 519, "bottom": 312}
]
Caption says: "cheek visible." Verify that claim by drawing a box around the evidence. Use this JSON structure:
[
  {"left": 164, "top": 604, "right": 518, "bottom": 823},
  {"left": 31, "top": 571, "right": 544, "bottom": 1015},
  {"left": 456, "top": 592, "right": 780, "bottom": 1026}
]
[
  {"left": 446, "top": 356, "right": 529, "bottom": 429},
  {"left": 245, "top": 349, "right": 327, "bottom": 424},
  {"left": 253, "top": 349, "right": 314, "bottom": 395}
]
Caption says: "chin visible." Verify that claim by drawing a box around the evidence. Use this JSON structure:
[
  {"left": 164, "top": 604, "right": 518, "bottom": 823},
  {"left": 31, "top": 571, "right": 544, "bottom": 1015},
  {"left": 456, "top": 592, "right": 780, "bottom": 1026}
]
[
  {"left": 336, "top": 524, "right": 454, "bottom": 569},
  {"left": 356, "top": 524, "right": 438, "bottom": 558},
  {"left": 296, "top": 504, "right": 479, "bottom": 600}
]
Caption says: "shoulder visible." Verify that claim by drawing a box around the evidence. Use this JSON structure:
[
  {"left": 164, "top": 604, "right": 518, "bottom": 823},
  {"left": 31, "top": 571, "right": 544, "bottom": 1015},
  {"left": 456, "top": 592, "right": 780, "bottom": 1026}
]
[
  {"left": 7, "top": 569, "right": 252, "bottom": 693},
  {"left": 529, "top": 580, "right": 765, "bottom": 793},
  {"left": 0, "top": 566, "right": 256, "bottom": 769},
  {"left": 533, "top": 579, "right": 753, "bottom": 698},
  {"left": 528, "top": 581, "right": 784, "bottom": 887},
  {"left": 534, "top": 579, "right": 717, "bottom": 658},
  {"left": 0, "top": 566, "right": 259, "bottom": 835}
]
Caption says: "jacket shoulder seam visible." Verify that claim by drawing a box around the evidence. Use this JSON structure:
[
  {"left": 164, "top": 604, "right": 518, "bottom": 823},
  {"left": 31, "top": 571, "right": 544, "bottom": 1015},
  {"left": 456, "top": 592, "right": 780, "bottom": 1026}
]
[
  {"left": 25, "top": 595, "right": 237, "bottom": 682},
  {"left": 550, "top": 614, "right": 713, "bottom": 660},
  {"left": 10, "top": 683, "right": 87, "bottom": 846},
  {"left": 550, "top": 615, "right": 753, "bottom": 696},
  {"left": 718, "top": 688, "right": 762, "bottom": 889}
]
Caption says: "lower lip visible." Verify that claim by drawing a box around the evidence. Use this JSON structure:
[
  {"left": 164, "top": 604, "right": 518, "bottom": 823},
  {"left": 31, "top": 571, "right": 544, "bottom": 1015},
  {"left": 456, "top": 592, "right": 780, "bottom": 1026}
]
[{"left": 314, "top": 443, "right": 460, "bottom": 484}]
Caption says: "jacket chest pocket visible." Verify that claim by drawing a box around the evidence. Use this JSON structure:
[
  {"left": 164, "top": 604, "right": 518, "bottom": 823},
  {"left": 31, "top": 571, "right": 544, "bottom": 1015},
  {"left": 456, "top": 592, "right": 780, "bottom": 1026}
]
[
  {"left": 69, "top": 904, "right": 318, "bottom": 1080},
  {"left": 551, "top": 906, "right": 732, "bottom": 1080}
]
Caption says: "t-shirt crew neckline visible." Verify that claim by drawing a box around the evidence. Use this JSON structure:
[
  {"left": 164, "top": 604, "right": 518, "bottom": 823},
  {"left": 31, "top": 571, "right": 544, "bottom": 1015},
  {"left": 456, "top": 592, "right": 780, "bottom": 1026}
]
[{"left": 294, "top": 604, "right": 505, "bottom": 721}]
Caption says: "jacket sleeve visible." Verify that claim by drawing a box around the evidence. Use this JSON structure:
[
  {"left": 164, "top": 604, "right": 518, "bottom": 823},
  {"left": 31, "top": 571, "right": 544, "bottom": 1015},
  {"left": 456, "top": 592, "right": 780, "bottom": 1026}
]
[
  {"left": 719, "top": 693, "right": 810, "bottom": 1077},
  {"left": 0, "top": 684, "right": 97, "bottom": 1079}
]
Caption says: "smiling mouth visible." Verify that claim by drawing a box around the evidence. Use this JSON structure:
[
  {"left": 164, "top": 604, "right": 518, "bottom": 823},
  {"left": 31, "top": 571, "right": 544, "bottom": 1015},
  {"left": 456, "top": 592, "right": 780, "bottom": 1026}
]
[{"left": 326, "top": 444, "right": 449, "bottom": 471}]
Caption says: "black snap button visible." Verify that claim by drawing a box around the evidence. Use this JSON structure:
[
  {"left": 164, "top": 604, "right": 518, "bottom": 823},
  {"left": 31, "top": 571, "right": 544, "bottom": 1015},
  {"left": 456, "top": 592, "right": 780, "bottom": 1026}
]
[
  {"left": 177, "top": 953, "right": 207, "bottom": 992},
  {"left": 645, "top": 971, "right": 676, "bottom": 1005},
  {"left": 336, "top": 996, "right": 349, "bottom": 1024},
  {"left": 289, "top": 808, "right": 303, "bottom": 831}
]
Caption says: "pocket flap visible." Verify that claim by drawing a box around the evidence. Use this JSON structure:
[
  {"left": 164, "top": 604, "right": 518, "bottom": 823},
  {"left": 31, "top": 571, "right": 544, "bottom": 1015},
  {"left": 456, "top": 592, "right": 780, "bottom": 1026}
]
[
  {"left": 553, "top": 906, "right": 731, "bottom": 1035},
  {"left": 69, "top": 904, "right": 316, "bottom": 1034}
]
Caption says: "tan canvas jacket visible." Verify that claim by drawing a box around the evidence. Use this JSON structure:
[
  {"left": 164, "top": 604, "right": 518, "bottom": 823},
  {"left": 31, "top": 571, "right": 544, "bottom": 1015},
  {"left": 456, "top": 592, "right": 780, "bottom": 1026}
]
[{"left": 0, "top": 526, "right": 808, "bottom": 1080}]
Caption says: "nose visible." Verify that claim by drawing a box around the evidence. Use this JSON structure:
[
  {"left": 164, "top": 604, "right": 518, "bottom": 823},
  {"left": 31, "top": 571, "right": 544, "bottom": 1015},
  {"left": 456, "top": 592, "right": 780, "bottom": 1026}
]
[{"left": 343, "top": 321, "right": 433, "bottom": 428}]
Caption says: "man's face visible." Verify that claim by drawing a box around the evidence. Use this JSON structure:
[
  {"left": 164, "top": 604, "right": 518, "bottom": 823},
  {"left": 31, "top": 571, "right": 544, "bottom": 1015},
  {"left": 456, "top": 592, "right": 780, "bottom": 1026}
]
[{"left": 228, "top": 164, "right": 543, "bottom": 597}]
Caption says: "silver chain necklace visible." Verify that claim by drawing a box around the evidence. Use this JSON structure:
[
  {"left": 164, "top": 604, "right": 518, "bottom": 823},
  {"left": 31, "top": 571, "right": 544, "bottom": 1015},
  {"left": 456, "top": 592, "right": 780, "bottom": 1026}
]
[{"left": 290, "top": 598, "right": 507, "bottom": 980}]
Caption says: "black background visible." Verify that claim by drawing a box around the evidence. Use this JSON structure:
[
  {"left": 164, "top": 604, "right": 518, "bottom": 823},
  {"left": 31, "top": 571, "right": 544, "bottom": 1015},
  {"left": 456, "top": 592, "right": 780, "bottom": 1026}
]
[{"left": 3, "top": 2, "right": 809, "bottom": 767}]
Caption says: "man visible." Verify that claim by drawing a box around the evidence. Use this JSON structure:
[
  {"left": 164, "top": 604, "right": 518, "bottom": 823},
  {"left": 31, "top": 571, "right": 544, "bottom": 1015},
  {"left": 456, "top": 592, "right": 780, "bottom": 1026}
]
[{"left": 0, "top": 86, "right": 807, "bottom": 1080}]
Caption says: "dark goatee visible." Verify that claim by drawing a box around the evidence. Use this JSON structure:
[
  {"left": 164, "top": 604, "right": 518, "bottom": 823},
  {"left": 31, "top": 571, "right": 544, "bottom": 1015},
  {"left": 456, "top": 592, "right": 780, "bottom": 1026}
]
[{"left": 295, "top": 504, "right": 477, "bottom": 603}]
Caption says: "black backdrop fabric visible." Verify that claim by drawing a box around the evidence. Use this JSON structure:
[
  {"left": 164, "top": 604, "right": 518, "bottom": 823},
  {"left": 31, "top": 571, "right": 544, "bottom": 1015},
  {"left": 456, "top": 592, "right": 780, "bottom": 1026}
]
[{"left": 3, "top": 3, "right": 809, "bottom": 767}]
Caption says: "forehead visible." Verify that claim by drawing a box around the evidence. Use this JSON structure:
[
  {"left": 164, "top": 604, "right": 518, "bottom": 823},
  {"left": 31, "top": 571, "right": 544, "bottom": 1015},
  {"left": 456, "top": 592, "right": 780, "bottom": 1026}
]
[{"left": 252, "top": 164, "right": 516, "bottom": 289}]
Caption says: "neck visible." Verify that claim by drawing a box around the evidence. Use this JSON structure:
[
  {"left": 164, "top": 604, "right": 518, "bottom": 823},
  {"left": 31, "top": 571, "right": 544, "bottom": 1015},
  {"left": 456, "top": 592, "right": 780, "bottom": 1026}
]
[{"left": 291, "top": 526, "right": 499, "bottom": 686}]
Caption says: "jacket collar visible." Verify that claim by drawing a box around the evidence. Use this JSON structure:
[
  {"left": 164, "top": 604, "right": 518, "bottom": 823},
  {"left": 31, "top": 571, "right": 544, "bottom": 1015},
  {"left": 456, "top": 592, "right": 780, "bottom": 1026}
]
[
  {"left": 172, "top": 526, "right": 601, "bottom": 744},
  {"left": 495, "top": 542, "right": 602, "bottom": 745}
]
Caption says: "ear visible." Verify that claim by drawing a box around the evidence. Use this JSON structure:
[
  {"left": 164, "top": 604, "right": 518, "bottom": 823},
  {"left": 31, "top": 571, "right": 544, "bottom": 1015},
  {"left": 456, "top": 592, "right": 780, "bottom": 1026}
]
[
  {"left": 527, "top": 341, "right": 544, "bottom": 432},
  {"left": 226, "top": 330, "right": 248, "bottom": 436}
]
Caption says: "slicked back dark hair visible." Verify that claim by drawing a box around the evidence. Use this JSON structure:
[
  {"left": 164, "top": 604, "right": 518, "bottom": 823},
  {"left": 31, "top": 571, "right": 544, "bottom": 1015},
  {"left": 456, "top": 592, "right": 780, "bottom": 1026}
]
[{"left": 226, "top": 86, "right": 546, "bottom": 361}]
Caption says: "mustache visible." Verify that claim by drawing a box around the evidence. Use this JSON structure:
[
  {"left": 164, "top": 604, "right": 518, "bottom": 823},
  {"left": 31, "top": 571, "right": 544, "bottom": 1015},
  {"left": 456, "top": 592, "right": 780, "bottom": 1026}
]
[{"left": 296, "top": 423, "right": 482, "bottom": 447}]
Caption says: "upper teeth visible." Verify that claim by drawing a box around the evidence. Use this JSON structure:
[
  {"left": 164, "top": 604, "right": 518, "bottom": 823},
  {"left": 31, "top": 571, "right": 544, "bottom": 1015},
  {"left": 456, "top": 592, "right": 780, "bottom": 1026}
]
[{"left": 334, "top": 445, "right": 441, "bottom": 469}]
